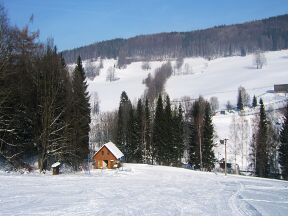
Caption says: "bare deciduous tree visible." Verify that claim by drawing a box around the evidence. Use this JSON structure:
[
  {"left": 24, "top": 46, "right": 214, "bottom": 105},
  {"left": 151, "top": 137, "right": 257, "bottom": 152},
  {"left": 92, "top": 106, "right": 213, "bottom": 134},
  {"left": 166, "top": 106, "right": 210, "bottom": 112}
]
[{"left": 253, "top": 50, "right": 267, "bottom": 69}]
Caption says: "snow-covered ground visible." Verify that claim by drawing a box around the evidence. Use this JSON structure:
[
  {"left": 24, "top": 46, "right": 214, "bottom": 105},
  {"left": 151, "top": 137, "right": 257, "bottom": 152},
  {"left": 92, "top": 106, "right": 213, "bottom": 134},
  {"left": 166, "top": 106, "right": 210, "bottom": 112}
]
[
  {"left": 82, "top": 50, "right": 288, "bottom": 112},
  {"left": 1, "top": 164, "right": 287, "bottom": 215}
]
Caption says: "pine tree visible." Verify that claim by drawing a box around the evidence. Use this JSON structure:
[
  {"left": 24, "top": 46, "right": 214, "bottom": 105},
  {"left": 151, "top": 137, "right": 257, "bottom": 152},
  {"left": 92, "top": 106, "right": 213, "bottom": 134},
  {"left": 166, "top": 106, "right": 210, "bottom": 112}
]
[
  {"left": 237, "top": 89, "right": 244, "bottom": 111},
  {"left": 71, "top": 56, "right": 91, "bottom": 165},
  {"left": 279, "top": 104, "right": 288, "bottom": 180},
  {"left": 144, "top": 98, "right": 152, "bottom": 164},
  {"left": 163, "top": 95, "right": 173, "bottom": 165},
  {"left": 171, "top": 104, "right": 184, "bottom": 166},
  {"left": 255, "top": 98, "right": 269, "bottom": 177},
  {"left": 152, "top": 95, "right": 165, "bottom": 164},
  {"left": 135, "top": 99, "right": 144, "bottom": 163},
  {"left": 126, "top": 107, "right": 137, "bottom": 162},
  {"left": 188, "top": 98, "right": 204, "bottom": 169},
  {"left": 116, "top": 91, "right": 132, "bottom": 158},
  {"left": 202, "top": 103, "right": 216, "bottom": 171},
  {"left": 252, "top": 95, "right": 257, "bottom": 108}
]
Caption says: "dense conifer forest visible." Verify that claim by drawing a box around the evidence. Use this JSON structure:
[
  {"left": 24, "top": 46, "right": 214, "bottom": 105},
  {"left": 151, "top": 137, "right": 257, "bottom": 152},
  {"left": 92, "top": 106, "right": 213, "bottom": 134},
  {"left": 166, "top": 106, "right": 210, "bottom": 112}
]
[{"left": 62, "top": 14, "right": 288, "bottom": 63}]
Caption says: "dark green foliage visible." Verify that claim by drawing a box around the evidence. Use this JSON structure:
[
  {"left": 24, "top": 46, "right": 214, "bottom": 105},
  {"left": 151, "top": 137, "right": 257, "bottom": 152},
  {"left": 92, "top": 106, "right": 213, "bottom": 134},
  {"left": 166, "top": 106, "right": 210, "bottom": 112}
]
[
  {"left": 237, "top": 89, "right": 244, "bottom": 111},
  {"left": 134, "top": 99, "right": 144, "bottom": 162},
  {"left": 126, "top": 99, "right": 143, "bottom": 163},
  {"left": 171, "top": 105, "right": 184, "bottom": 166},
  {"left": 279, "top": 104, "right": 288, "bottom": 180},
  {"left": 188, "top": 97, "right": 215, "bottom": 170},
  {"left": 188, "top": 98, "right": 204, "bottom": 169},
  {"left": 255, "top": 98, "right": 269, "bottom": 177},
  {"left": 152, "top": 95, "right": 165, "bottom": 164},
  {"left": 202, "top": 103, "right": 216, "bottom": 170},
  {"left": 252, "top": 95, "right": 258, "bottom": 108},
  {"left": 71, "top": 56, "right": 91, "bottom": 164},
  {"left": 63, "top": 14, "right": 288, "bottom": 64},
  {"left": 116, "top": 91, "right": 132, "bottom": 159},
  {"left": 144, "top": 98, "right": 152, "bottom": 164}
]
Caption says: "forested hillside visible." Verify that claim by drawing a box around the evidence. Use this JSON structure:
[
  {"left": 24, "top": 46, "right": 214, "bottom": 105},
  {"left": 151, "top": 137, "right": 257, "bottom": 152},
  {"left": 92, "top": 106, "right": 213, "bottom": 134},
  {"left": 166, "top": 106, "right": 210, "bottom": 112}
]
[{"left": 62, "top": 14, "right": 288, "bottom": 64}]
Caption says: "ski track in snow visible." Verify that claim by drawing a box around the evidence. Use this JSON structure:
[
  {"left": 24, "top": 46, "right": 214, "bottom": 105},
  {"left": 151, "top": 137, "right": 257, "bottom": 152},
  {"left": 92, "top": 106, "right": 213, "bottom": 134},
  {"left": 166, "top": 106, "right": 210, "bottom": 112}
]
[{"left": 1, "top": 164, "right": 288, "bottom": 216}]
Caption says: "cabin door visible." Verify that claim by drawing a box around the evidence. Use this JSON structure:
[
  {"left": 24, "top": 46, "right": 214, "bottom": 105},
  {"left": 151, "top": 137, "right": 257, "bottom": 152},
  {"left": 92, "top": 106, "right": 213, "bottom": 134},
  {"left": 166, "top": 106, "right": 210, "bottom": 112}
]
[{"left": 97, "top": 160, "right": 102, "bottom": 169}]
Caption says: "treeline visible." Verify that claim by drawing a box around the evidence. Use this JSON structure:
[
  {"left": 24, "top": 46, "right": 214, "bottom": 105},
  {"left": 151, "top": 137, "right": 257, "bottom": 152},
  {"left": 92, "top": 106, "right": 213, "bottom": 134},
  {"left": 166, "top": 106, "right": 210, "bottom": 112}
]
[
  {"left": 0, "top": 6, "right": 90, "bottom": 171},
  {"left": 101, "top": 91, "right": 216, "bottom": 169},
  {"left": 62, "top": 14, "right": 288, "bottom": 64},
  {"left": 249, "top": 99, "right": 288, "bottom": 180}
]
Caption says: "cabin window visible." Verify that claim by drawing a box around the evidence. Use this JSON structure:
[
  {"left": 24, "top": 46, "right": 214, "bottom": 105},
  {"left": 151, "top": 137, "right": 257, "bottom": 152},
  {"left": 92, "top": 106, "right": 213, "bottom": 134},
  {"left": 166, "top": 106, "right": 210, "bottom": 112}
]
[
  {"left": 107, "top": 152, "right": 110, "bottom": 155},
  {"left": 101, "top": 151, "right": 104, "bottom": 156}
]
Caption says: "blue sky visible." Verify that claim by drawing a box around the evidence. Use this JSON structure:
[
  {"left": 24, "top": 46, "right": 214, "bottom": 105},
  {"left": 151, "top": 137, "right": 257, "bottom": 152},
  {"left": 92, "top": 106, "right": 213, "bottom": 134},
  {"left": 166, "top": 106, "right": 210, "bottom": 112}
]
[{"left": 2, "top": 0, "right": 288, "bottom": 51}]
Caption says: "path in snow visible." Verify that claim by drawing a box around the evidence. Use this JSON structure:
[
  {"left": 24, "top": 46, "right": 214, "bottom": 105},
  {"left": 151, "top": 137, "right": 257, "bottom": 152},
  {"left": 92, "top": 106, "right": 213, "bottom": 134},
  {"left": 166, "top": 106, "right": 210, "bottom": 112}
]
[{"left": 0, "top": 164, "right": 287, "bottom": 216}]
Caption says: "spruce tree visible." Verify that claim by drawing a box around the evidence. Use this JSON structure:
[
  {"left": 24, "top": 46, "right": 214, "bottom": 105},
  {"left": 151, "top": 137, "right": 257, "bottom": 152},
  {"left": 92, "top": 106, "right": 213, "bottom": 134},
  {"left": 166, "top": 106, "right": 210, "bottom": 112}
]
[
  {"left": 163, "top": 95, "right": 173, "bottom": 165},
  {"left": 252, "top": 95, "right": 257, "bottom": 108},
  {"left": 188, "top": 99, "right": 203, "bottom": 169},
  {"left": 237, "top": 89, "right": 244, "bottom": 111},
  {"left": 116, "top": 91, "right": 132, "bottom": 158},
  {"left": 171, "top": 104, "right": 184, "bottom": 166},
  {"left": 126, "top": 107, "right": 137, "bottom": 162},
  {"left": 279, "top": 104, "right": 288, "bottom": 180},
  {"left": 256, "top": 98, "right": 269, "bottom": 177},
  {"left": 71, "top": 56, "right": 91, "bottom": 164},
  {"left": 202, "top": 103, "right": 216, "bottom": 171},
  {"left": 135, "top": 99, "right": 144, "bottom": 163},
  {"left": 152, "top": 95, "right": 165, "bottom": 164},
  {"left": 144, "top": 98, "right": 152, "bottom": 164}
]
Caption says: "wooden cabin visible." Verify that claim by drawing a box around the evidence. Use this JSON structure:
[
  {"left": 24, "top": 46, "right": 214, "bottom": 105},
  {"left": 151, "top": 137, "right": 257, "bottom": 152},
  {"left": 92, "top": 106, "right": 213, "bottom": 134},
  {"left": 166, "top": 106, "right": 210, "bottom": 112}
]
[{"left": 93, "top": 142, "right": 124, "bottom": 169}]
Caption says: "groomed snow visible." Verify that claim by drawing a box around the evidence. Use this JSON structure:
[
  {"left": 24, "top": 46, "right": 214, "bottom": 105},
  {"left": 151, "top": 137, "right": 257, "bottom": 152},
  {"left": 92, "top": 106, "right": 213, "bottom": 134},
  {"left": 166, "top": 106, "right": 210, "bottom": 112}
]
[{"left": 0, "top": 164, "right": 287, "bottom": 215}]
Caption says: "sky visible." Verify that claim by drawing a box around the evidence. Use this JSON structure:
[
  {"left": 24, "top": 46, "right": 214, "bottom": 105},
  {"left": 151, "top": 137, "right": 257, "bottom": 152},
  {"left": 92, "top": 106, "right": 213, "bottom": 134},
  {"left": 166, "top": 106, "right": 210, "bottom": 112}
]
[{"left": 2, "top": 0, "right": 288, "bottom": 51}]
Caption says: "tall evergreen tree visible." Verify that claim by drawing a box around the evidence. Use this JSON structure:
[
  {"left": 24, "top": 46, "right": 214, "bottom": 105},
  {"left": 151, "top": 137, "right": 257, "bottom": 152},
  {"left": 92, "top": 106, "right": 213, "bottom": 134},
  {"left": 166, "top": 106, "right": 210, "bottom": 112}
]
[
  {"left": 252, "top": 95, "right": 258, "bottom": 108},
  {"left": 202, "top": 103, "right": 216, "bottom": 170},
  {"left": 237, "top": 89, "right": 244, "bottom": 111},
  {"left": 188, "top": 98, "right": 205, "bottom": 169},
  {"left": 126, "top": 107, "right": 137, "bottom": 162},
  {"left": 135, "top": 99, "right": 144, "bottom": 163},
  {"left": 171, "top": 104, "right": 184, "bottom": 165},
  {"left": 279, "top": 104, "right": 288, "bottom": 180},
  {"left": 144, "top": 98, "right": 152, "bottom": 164},
  {"left": 71, "top": 56, "right": 91, "bottom": 165},
  {"left": 255, "top": 98, "right": 269, "bottom": 177},
  {"left": 163, "top": 95, "right": 173, "bottom": 165},
  {"left": 116, "top": 91, "right": 132, "bottom": 158},
  {"left": 152, "top": 95, "right": 165, "bottom": 164}
]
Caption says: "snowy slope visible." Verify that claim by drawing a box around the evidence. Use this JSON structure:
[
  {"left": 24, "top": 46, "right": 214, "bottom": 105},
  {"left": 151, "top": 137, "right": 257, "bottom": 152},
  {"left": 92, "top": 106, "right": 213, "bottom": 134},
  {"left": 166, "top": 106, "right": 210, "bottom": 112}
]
[
  {"left": 1, "top": 164, "right": 287, "bottom": 215},
  {"left": 83, "top": 50, "right": 288, "bottom": 112}
]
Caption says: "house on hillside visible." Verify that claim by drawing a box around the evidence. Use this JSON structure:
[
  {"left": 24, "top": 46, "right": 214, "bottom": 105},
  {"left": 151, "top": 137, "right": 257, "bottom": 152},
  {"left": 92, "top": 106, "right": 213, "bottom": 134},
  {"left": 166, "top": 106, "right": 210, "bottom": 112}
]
[
  {"left": 93, "top": 142, "right": 124, "bottom": 169},
  {"left": 274, "top": 84, "right": 288, "bottom": 93}
]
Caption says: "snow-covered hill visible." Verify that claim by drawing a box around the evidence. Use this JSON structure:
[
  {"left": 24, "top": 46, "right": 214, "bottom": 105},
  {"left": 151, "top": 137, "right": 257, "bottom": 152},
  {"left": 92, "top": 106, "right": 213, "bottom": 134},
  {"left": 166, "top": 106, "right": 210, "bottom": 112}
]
[
  {"left": 80, "top": 50, "right": 288, "bottom": 171},
  {"left": 1, "top": 164, "right": 287, "bottom": 215},
  {"left": 81, "top": 50, "right": 288, "bottom": 112}
]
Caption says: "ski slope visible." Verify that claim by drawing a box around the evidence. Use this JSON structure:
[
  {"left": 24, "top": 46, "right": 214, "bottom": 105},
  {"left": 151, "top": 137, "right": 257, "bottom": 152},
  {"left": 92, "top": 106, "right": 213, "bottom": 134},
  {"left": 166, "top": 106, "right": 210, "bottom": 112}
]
[
  {"left": 83, "top": 50, "right": 288, "bottom": 112},
  {"left": 0, "top": 164, "right": 287, "bottom": 215}
]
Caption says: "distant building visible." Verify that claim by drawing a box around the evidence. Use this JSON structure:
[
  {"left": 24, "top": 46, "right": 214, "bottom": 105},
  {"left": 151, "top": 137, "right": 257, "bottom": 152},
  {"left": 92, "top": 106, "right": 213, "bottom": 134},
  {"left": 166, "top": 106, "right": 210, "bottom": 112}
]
[
  {"left": 93, "top": 142, "right": 124, "bottom": 169},
  {"left": 274, "top": 84, "right": 288, "bottom": 93}
]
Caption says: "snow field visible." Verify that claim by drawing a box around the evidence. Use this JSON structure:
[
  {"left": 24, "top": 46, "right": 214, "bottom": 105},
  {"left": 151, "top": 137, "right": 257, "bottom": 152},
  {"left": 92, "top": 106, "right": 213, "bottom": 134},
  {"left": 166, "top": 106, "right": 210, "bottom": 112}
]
[
  {"left": 0, "top": 164, "right": 287, "bottom": 216},
  {"left": 84, "top": 50, "right": 288, "bottom": 112}
]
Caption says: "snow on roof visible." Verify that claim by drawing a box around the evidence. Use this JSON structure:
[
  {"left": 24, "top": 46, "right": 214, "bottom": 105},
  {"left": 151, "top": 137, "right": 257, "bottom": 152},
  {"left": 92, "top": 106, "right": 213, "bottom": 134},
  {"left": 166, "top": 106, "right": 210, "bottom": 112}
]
[
  {"left": 98, "top": 141, "right": 124, "bottom": 159},
  {"left": 51, "top": 162, "right": 61, "bottom": 168}
]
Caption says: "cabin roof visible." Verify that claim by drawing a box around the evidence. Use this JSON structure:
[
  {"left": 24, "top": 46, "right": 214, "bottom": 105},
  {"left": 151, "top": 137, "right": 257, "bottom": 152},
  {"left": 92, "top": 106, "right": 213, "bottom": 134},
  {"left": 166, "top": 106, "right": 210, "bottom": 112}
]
[{"left": 94, "top": 141, "right": 124, "bottom": 159}]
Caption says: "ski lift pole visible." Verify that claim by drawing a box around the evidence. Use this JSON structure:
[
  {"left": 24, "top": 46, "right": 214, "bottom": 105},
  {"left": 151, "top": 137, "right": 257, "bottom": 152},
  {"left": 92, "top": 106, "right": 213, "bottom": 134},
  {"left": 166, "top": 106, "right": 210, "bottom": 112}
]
[{"left": 220, "top": 138, "right": 228, "bottom": 176}]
